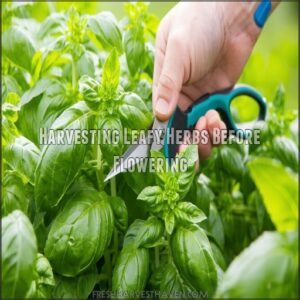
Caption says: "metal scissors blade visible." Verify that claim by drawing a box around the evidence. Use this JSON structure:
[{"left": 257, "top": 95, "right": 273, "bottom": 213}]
[
  {"left": 104, "top": 118, "right": 168, "bottom": 182},
  {"left": 150, "top": 118, "right": 168, "bottom": 151},
  {"left": 104, "top": 142, "right": 150, "bottom": 182}
]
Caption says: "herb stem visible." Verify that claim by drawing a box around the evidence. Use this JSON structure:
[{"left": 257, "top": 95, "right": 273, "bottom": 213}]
[
  {"left": 95, "top": 144, "right": 103, "bottom": 191},
  {"left": 112, "top": 229, "right": 119, "bottom": 266},
  {"left": 110, "top": 177, "right": 118, "bottom": 266},
  {"left": 71, "top": 57, "right": 77, "bottom": 91},
  {"left": 110, "top": 177, "right": 117, "bottom": 197},
  {"left": 104, "top": 250, "right": 112, "bottom": 289},
  {"left": 154, "top": 246, "right": 160, "bottom": 268},
  {"left": 167, "top": 234, "right": 172, "bottom": 263},
  {"left": 97, "top": 273, "right": 109, "bottom": 283}
]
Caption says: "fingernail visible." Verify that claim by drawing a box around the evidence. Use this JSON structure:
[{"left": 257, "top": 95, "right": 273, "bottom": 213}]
[{"left": 155, "top": 98, "right": 169, "bottom": 115}]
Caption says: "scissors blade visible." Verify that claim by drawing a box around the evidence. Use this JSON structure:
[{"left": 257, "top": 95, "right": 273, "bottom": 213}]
[
  {"left": 150, "top": 118, "right": 168, "bottom": 151},
  {"left": 104, "top": 141, "right": 151, "bottom": 182},
  {"left": 104, "top": 118, "right": 168, "bottom": 182}
]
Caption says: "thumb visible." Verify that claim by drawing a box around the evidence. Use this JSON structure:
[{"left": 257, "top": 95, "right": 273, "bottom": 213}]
[{"left": 154, "top": 35, "right": 185, "bottom": 121}]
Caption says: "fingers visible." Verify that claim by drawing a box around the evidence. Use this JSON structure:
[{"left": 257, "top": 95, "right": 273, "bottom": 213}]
[
  {"left": 153, "top": 34, "right": 186, "bottom": 121},
  {"left": 196, "top": 116, "right": 212, "bottom": 161},
  {"left": 206, "top": 110, "right": 221, "bottom": 143},
  {"left": 178, "top": 110, "right": 227, "bottom": 164},
  {"left": 205, "top": 110, "right": 226, "bottom": 146},
  {"left": 153, "top": 27, "right": 167, "bottom": 91}
]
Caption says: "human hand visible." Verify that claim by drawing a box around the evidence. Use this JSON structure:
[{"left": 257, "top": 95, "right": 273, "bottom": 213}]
[{"left": 153, "top": 2, "right": 263, "bottom": 160}]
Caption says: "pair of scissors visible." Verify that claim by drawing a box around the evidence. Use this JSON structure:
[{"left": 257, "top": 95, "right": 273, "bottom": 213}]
[{"left": 104, "top": 84, "right": 267, "bottom": 182}]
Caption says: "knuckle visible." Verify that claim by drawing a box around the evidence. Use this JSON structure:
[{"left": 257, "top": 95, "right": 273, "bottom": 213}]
[{"left": 159, "top": 73, "right": 178, "bottom": 91}]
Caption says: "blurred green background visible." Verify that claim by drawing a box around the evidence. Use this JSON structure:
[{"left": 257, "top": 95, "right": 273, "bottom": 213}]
[{"left": 8, "top": 1, "right": 299, "bottom": 109}]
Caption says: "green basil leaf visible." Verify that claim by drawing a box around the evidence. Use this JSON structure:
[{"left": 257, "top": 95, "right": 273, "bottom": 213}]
[
  {"left": 123, "top": 219, "right": 144, "bottom": 247},
  {"left": 2, "top": 115, "right": 19, "bottom": 147},
  {"left": 35, "top": 253, "right": 55, "bottom": 286},
  {"left": 248, "top": 157, "right": 298, "bottom": 232},
  {"left": 290, "top": 119, "right": 298, "bottom": 145},
  {"left": 193, "top": 176, "right": 215, "bottom": 217},
  {"left": 2, "top": 173, "right": 29, "bottom": 216},
  {"left": 98, "top": 117, "right": 123, "bottom": 163},
  {"left": 150, "top": 150, "right": 168, "bottom": 185},
  {"left": 119, "top": 92, "right": 152, "bottom": 129},
  {"left": 2, "top": 26, "right": 35, "bottom": 71},
  {"left": 79, "top": 75, "right": 100, "bottom": 110},
  {"left": 221, "top": 210, "right": 249, "bottom": 257},
  {"left": 31, "top": 49, "right": 71, "bottom": 83},
  {"left": 77, "top": 51, "right": 96, "bottom": 78},
  {"left": 7, "top": 91, "right": 21, "bottom": 105},
  {"left": 88, "top": 12, "right": 123, "bottom": 53},
  {"left": 165, "top": 212, "right": 175, "bottom": 235},
  {"left": 2, "top": 75, "right": 22, "bottom": 102},
  {"left": 2, "top": 210, "right": 38, "bottom": 298},
  {"left": 250, "top": 191, "right": 266, "bottom": 232},
  {"left": 26, "top": 253, "right": 55, "bottom": 299},
  {"left": 273, "top": 136, "right": 298, "bottom": 172},
  {"left": 37, "top": 13, "right": 66, "bottom": 39},
  {"left": 137, "top": 186, "right": 162, "bottom": 209},
  {"left": 175, "top": 145, "right": 198, "bottom": 198},
  {"left": 124, "top": 169, "right": 155, "bottom": 195},
  {"left": 210, "top": 242, "right": 226, "bottom": 271},
  {"left": 101, "top": 48, "right": 120, "bottom": 96},
  {"left": 31, "top": 51, "right": 43, "bottom": 84},
  {"left": 171, "top": 224, "right": 218, "bottom": 296},
  {"left": 18, "top": 79, "right": 74, "bottom": 145},
  {"left": 136, "top": 217, "right": 164, "bottom": 248},
  {"left": 4, "top": 136, "right": 40, "bottom": 184},
  {"left": 135, "top": 78, "right": 152, "bottom": 102},
  {"left": 144, "top": 42, "right": 155, "bottom": 77},
  {"left": 208, "top": 202, "right": 225, "bottom": 250},
  {"left": 219, "top": 146, "right": 244, "bottom": 179},
  {"left": 109, "top": 196, "right": 128, "bottom": 233},
  {"left": 52, "top": 265, "right": 98, "bottom": 299},
  {"left": 273, "top": 84, "right": 285, "bottom": 115},
  {"left": 174, "top": 202, "right": 206, "bottom": 225},
  {"left": 216, "top": 231, "right": 298, "bottom": 298},
  {"left": 159, "top": 263, "right": 193, "bottom": 298},
  {"left": 112, "top": 246, "right": 149, "bottom": 298},
  {"left": 123, "top": 26, "right": 145, "bottom": 76},
  {"left": 124, "top": 217, "right": 164, "bottom": 248},
  {"left": 45, "top": 190, "right": 114, "bottom": 276},
  {"left": 2, "top": 101, "right": 19, "bottom": 123},
  {"left": 35, "top": 101, "right": 91, "bottom": 211},
  {"left": 20, "top": 78, "right": 52, "bottom": 106}
]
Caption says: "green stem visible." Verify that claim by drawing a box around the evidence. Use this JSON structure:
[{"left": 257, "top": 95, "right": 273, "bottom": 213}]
[
  {"left": 167, "top": 234, "right": 172, "bottom": 263},
  {"left": 72, "top": 57, "right": 77, "bottom": 91},
  {"left": 104, "top": 250, "right": 112, "bottom": 289},
  {"left": 94, "top": 143, "right": 104, "bottom": 191},
  {"left": 110, "top": 177, "right": 119, "bottom": 266},
  {"left": 112, "top": 229, "right": 119, "bottom": 266},
  {"left": 155, "top": 246, "right": 160, "bottom": 268},
  {"left": 110, "top": 177, "right": 117, "bottom": 197},
  {"left": 97, "top": 273, "right": 109, "bottom": 283}
]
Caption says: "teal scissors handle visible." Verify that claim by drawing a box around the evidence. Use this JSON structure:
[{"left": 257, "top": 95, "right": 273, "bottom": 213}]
[
  {"left": 187, "top": 84, "right": 266, "bottom": 129},
  {"left": 163, "top": 84, "right": 267, "bottom": 159}
]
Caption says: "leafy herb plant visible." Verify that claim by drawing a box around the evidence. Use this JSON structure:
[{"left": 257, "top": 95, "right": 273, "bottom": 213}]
[{"left": 1, "top": 2, "right": 298, "bottom": 299}]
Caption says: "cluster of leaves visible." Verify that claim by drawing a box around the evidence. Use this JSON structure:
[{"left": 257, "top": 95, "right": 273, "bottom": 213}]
[
  {"left": 137, "top": 146, "right": 206, "bottom": 235},
  {"left": 1, "top": 2, "right": 299, "bottom": 300}
]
